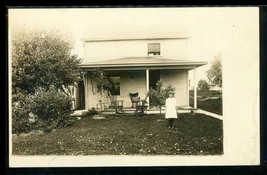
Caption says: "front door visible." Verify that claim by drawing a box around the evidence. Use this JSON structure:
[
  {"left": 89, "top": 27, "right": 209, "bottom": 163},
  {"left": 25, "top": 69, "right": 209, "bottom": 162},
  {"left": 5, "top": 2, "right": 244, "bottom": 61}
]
[
  {"left": 149, "top": 70, "right": 160, "bottom": 105},
  {"left": 76, "top": 81, "right": 85, "bottom": 110}
]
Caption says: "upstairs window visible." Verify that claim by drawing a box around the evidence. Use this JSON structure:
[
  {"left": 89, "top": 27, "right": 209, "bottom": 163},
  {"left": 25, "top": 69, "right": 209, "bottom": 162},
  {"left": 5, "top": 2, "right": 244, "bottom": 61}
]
[{"left": 148, "top": 43, "right": 160, "bottom": 56}]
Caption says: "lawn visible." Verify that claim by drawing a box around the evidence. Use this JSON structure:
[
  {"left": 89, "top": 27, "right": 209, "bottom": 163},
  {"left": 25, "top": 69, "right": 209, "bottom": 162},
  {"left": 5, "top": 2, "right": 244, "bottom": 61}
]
[
  {"left": 189, "top": 90, "right": 223, "bottom": 115},
  {"left": 12, "top": 113, "right": 223, "bottom": 155}
]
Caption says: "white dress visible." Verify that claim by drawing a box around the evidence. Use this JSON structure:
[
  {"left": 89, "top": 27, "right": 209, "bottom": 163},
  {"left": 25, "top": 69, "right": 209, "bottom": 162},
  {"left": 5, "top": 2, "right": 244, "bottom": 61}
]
[{"left": 165, "top": 97, "right": 178, "bottom": 119}]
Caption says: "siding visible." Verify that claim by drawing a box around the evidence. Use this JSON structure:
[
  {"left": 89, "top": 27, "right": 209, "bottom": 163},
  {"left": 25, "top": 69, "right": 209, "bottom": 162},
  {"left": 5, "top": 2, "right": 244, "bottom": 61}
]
[
  {"left": 160, "top": 69, "right": 188, "bottom": 106},
  {"left": 83, "top": 39, "right": 188, "bottom": 62}
]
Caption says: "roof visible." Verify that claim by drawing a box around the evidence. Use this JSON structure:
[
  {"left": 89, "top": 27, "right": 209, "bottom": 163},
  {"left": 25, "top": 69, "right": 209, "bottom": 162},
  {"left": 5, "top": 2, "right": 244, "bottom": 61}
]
[
  {"left": 79, "top": 57, "right": 207, "bottom": 70},
  {"left": 81, "top": 25, "right": 190, "bottom": 42}
]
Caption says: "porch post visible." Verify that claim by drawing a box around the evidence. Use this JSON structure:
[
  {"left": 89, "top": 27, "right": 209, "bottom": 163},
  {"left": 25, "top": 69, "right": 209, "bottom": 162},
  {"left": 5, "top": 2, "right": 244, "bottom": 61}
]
[
  {"left": 194, "top": 66, "right": 197, "bottom": 108},
  {"left": 146, "top": 69, "right": 150, "bottom": 108},
  {"left": 84, "top": 72, "right": 88, "bottom": 110}
]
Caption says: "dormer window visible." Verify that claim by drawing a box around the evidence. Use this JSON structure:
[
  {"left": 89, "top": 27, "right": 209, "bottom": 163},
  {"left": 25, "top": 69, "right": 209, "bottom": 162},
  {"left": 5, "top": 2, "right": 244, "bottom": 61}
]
[{"left": 148, "top": 43, "right": 160, "bottom": 56}]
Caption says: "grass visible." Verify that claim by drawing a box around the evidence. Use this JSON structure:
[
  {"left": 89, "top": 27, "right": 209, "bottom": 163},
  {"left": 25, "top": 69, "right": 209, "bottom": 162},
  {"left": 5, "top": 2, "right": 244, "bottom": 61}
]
[
  {"left": 189, "top": 90, "right": 223, "bottom": 115},
  {"left": 12, "top": 113, "right": 223, "bottom": 155}
]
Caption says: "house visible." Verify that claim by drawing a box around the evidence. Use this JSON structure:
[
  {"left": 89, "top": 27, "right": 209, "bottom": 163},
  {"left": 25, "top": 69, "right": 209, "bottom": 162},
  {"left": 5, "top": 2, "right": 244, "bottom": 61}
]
[{"left": 74, "top": 26, "right": 207, "bottom": 111}]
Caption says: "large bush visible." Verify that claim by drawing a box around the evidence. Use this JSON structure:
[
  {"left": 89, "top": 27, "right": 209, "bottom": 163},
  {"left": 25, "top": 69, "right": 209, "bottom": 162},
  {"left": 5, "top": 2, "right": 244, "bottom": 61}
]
[
  {"left": 12, "top": 86, "right": 73, "bottom": 134},
  {"left": 12, "top": 30, "right": 82, "bottom": 95},
  {"left": 11, "top": 29, "right": 81, "bottom": 134},
  {"left": 29, "top": 86, "right": 73, "bottom": 132},
  {"left": 12, "top": 92, "right": 35, "bottom": 134}
]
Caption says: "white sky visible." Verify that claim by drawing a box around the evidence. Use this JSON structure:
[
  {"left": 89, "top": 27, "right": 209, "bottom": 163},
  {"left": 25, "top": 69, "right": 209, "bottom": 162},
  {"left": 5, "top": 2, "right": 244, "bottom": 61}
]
[{"left": 9, "top": 7, "right": 258, "bottom": 82}]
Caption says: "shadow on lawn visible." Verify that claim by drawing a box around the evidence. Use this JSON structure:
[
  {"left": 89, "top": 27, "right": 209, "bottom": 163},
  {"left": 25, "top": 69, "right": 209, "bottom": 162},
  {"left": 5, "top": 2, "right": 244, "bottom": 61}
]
[{"left": 12, "top": 113, "right": 223, "bottom": 155}]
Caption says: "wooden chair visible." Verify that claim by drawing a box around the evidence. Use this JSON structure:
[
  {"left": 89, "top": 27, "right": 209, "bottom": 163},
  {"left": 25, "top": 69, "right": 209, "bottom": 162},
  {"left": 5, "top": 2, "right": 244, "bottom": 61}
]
[
  {"left": 96, "top": 92, "right": 124, "bottom": 115},
  {"left": 108, "top": 94, "right": 124, "bottom": 115}
]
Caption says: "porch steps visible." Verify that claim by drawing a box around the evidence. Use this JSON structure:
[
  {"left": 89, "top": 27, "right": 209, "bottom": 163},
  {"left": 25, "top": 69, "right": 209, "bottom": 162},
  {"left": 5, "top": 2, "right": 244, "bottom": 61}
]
[{"left": 70, "top": 110, "right": 88, "bottom": 116}]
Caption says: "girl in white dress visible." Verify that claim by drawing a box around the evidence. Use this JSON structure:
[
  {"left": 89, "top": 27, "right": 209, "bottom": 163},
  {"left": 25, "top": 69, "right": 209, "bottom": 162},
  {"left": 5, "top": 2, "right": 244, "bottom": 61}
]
[{"left": 165, "top": 91, "right": 178, "bottom": 128}]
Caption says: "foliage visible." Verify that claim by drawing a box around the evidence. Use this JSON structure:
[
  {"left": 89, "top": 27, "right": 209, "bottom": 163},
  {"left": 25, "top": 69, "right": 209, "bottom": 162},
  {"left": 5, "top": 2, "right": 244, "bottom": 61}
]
[
  {"left": 29, "top": 86, "right": 73, "bottom": 132},
  {"left": 206, "top": 53, "right": 222, "bottom": 88},
  {"left": 12, "top": 86, "right": 73, "bottom": 134},
  {"left": 189, "top": 90, "right": 222, "bottom": 97},
  {"left": 11, "top": 30, "right": 82, "bottom": 95},
  {"left": 90, "top": 68, "right": 112, "bottom": 95},
  {"left": 198, "top": 79, "right": 210, "bottom": 92},
  {"left": 12, "top": 92, "right": 35, "bottom": 134},
  {"left": 87, "top": 108, "right": 98, "bottom": 116},
  {"left": 148, "top": 81, "right": 175, "bottom": 116}
]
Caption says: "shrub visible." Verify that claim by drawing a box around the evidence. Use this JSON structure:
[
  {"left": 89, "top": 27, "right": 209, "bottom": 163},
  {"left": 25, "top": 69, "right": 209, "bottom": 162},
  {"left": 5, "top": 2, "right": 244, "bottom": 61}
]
[
  {"left": 87, "top": 108, "right": 98, "bottom": 116},
  {"left": 12, "top": 92, "right": 35, "bottom": 134},
  {"left": 29, "top": 86, "right": 73, "bottom": 132},
  {"left": 12, "top": 87, "right": 73, "bottom": 134},
  {"left": 209, "top": 90, "right": 222, "bottom": 96},
  {"left": 148, "top": 81, "right": 175, "bottom": 117}
]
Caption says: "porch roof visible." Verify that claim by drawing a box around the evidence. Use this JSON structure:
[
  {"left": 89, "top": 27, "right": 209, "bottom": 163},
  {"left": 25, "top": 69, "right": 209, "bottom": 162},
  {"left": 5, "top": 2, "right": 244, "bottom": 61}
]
[{"left": 79, "top": 57, "right": 207, "bottom": 70}]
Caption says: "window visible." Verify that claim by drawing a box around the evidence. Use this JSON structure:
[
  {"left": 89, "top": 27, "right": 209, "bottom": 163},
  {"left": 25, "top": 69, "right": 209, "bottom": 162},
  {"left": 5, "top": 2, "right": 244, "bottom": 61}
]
[
  {"left": 109, "top": 76, "right": 120, "bottom": 95},
  {"left": 148, "top": 43, "right": 160, "bottom": 56}
]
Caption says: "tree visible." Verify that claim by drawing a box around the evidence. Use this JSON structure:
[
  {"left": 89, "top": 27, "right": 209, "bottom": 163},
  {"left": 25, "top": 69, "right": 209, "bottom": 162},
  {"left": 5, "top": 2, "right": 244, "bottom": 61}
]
[
  {"left": 12, "top": 30, "right": 82, "bottom": 95},
  {"left": 148, "top": 81, "right": 175, "bottom": 117},
  {"left": 198, "top": 79, "right": 210, "bottom": 92},
  {"left": 89, "top": 68, "right": 112, "bottom": 95},
  {"left": 206, "top": 53, "right": 222, "bottom": 88}
]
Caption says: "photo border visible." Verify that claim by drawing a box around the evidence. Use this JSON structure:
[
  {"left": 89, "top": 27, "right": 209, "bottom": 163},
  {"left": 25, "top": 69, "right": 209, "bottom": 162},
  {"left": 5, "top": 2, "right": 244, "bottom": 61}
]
[{"left": 4, "top": 3, "right": 267, "bottom": 175}]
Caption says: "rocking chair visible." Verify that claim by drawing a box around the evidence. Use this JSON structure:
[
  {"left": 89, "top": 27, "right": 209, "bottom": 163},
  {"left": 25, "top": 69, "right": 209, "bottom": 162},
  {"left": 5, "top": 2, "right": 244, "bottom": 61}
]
[
  {"left": 129, "top": 92, "right": 149, "bottom": 116},
  {"left": 129, "top": 92, "right": 140, "bottom": 108},
  {"left": 108, "top": 94, "right": 124, "bottom": 115},
  {"left": 97, "top": 92, "right": 124, "bottom": 115}
]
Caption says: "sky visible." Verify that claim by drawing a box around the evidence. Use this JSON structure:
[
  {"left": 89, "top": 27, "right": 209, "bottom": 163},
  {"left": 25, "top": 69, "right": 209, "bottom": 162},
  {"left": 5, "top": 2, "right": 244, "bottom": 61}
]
[{"left": 9, "top": 7, "right": 259, "bottom": 83}]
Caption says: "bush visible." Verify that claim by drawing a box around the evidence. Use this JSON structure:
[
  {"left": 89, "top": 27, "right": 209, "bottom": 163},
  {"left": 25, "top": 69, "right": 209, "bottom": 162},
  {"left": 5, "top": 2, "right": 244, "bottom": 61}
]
[
  {"left": 189, "top": 90, "right": 222, "bottom": 98},
  {"left": 12, "top": 92, "right": 35, "bottom": 134},
  {"left": 29, "top": 86, "right": 73, "bottom": 132},
  {"left": 209, "top": 90, "right": 222, "bottom": 96},
  {"left": 148, "top": 81, "right": 175, "bottom": 117},
  {"left": 87, "top": 108, "right": 98, "bottom": 116},
  {"left": 12, "top": 86, "right": 73, "bottom": 134}
]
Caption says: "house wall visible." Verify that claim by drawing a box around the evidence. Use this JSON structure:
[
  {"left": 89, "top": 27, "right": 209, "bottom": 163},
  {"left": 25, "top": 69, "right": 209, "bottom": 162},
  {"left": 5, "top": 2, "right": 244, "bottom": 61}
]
[
  {"left": 160, "top": 69, "right": 189, "bottom": 107},
  {"left": 83, "top": 39, "right": 188, "bottom": 62},
  {"left": 120, "top": 70, "right": 147, "bottom": 107},
  {"left": 85, "top": 75, "right": 100, "bottom": 110}
]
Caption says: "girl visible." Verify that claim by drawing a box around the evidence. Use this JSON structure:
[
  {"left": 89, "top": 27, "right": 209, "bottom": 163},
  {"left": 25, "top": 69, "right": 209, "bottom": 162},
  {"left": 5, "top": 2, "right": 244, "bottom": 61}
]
[{"left": 165, "top": 91, "right": 178, "bottom": 128}]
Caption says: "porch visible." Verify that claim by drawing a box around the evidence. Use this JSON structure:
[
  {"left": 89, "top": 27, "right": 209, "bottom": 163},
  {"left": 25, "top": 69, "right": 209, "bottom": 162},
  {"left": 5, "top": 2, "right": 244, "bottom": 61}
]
[{"left": 76, "top": 57, "right": 207, "bottom": 111}]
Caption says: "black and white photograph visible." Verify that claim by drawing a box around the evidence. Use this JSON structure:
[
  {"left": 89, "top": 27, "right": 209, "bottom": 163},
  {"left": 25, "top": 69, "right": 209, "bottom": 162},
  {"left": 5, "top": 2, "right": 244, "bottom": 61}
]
[{"left": 8, "top": 7, "right": 259, "bottom": 167}]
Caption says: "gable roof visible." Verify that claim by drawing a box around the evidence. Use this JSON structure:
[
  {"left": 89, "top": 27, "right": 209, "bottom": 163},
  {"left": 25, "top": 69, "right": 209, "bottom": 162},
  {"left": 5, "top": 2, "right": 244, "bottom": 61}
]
[{"left": 79, "top": 57, "right": 207, "bottom": 70}]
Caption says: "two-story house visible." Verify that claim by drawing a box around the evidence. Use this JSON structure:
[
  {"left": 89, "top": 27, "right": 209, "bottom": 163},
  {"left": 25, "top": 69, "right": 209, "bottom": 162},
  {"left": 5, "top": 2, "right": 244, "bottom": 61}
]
[{"left": 74, "top": 27, "right": 207, "bottom": 111}]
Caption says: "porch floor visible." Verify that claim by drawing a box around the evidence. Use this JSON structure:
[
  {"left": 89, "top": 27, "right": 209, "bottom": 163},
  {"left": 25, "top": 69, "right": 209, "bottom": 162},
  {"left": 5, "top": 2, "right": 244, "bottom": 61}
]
[
  {"left": 98, "top": 106, "right": 197, "bottom": 115},
  {"left": 71, "top": 106, "right": 223, "bottom": 121}
]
